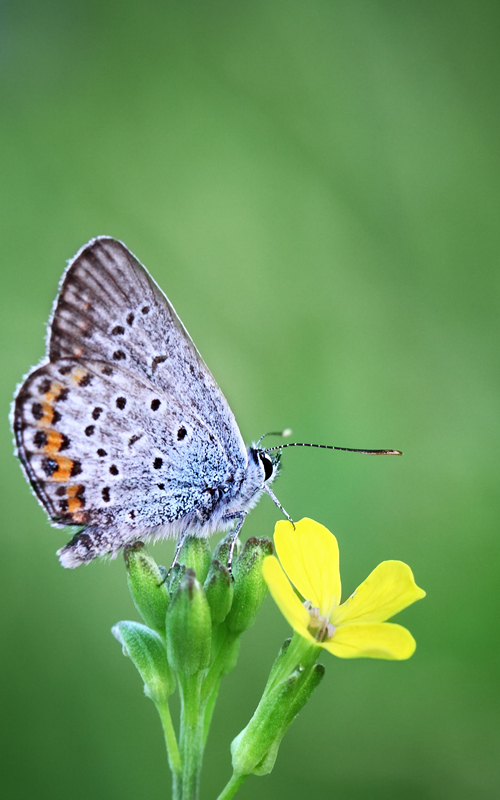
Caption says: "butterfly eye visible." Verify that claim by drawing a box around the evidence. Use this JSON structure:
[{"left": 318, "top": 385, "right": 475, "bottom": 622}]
[{"left": 259, "top": 452, "right": 274, "bottom": 482}]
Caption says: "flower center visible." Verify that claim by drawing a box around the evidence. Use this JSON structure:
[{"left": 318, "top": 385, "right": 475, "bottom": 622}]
[{"left": 303, "top": 601, "right": 336, "bottom": 642}]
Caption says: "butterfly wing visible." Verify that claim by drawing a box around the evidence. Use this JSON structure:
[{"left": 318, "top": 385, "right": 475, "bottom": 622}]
[
  {"left": 13, "top": 237, "right": 253, "bottom": 564},
  {"left": 48, "top": 236, "right": 246, "bottom": 463},
  {"left": 13, "top": 357, "right": 237, "bottom": 532}
]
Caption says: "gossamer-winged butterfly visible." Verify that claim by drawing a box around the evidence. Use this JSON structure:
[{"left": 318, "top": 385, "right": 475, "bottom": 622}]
[{"left": 12, "top": 237, "right": 401, "bottom": 569}]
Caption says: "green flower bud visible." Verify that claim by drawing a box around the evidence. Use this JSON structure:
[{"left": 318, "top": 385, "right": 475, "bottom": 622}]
[
  {"left": 166, "top": 568, "right": 212, "bottom": 675},
  {"left": 254, "top": 664, "right": 325, "bottom": 776},
  {"left": 168, "top": 562, "right": 185, "bottom": 595},
  {"left": 261, "top": 638, "right": 292, "bottom": 694},
  {"left": 225, "top": 538, "right": 273, "bottom": 633},
  {"left": 177, "top": 535, "right": 212, "bottom": 583},
  {"left": 112, "top": 620, "right": 175, "bottom": 702},
  {"left": 204, "top": 559, "right": 234, "bottom": 625},
  {"left": 212, "top": 535, "right": 241, "bottom": 569},
  {"left": 125, "top": 544, "right": 170, "bottom": 637},
  {"left": 231, "top": 663, "right": 325, "bottom": 777},
  {"left": 230, "top": 670, "right": 300, "bottom": 776}
]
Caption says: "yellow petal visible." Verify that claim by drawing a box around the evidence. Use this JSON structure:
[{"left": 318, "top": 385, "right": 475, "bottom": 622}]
[
  {"left": 262, "top": 555, "right": 314, "bottom": 641},
  {"left": 331, "top": 561, "right": 426, "bottom": 625},
  {"left": 274, "top": 518, "right": 341, "bottom": 616},
  {"left": 321, "top": 622, "right": 416, "bottom": 660}
]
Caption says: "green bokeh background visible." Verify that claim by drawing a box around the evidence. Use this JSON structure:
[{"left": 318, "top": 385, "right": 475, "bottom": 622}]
[{"left": 1, "top": 2, "right": 499, "bottom": 798}]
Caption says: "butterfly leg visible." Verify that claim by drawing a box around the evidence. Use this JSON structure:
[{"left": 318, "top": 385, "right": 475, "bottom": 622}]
[
  {"left": 223, "top": 512, "right": 247, "bottom": 575},
  {"left": 263, "top": 484, "right": 295, "bottom": 527},
  {"left": 168, "top": 530, "right": 191, "bottom": 577}
]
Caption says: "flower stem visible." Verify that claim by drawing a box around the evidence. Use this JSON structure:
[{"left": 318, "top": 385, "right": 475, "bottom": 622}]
[
  {"left": 155, "top": 699, "right": 182, "bottom": 800},
  {"left": 215, "top": 773, "right": 248, "bottom": 800},
  {"left": 178, "top": 672, "right": 205, "bottom": 800},
  {"left": 203, "top": 675, "right": 221, "bottom": 746},
  {"left": 201, "top": 627, "right": 238, "bottom": 704}
]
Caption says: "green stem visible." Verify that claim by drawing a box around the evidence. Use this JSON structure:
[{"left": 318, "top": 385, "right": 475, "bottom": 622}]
[
  {"left": 203, "top": 675, "right": 221, "bottom": 746},
  {"left": 201, "top": 628, "right": 238, "bottom": 704},
  {"left": 178, "top": 672, "right": 205, "bottom": 800},
  {"left": 155, "top": 699, "right": 182, "bottom": 800},
  {"left": 215, "top": 773, "right": 248, "bottom": 800}
]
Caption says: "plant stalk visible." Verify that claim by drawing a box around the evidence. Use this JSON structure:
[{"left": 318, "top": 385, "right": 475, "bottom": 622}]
[
  {"left": 215, "top": 773, "right": 248, "bottom": 800},
  {"left": 178, "top": 672, "right": 205, "bottom": 800},
  {"left": 155, "top": 699, "right": 182, "bottom": 800}
]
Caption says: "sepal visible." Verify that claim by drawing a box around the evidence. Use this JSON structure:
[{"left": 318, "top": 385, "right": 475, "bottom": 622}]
[
  {"left": 112, "top": 620, "right": 175, "bottom": 702},
  {"left": 253, "top": 664, "right": 325, "bottom": 775},
  {"left": 204, "top": 559, "right": 234, "bottom": 625},
  {"left": 124, "top": 544, "right": 170, "bottom": 637},
  {"left": 212, "top": 536, "right": 241, "bottom": 569},
  {"left": 230, "top": 661, "right": 325, "bottom": 777},
  {"left": 167, "top": 562, "right": 185, "bottom": 595},
  {"left": 226, "top": 538, "right": 273, "bottom": 633},
  {"left": 166, "top": 568, "right": 212, "bottom": 675},
  {"left": 176, "top": 535, "right": 212, "bottom": 584},
  {"left": 230, "top": 670, "right": 300, "bottom": 776}
]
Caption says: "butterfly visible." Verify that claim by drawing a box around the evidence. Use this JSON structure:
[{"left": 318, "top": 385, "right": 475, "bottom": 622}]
[
  {"left": 12, "top": 237, "right": 287, "bottom": 568},
  {"left": 12, "top": 237, "right": 401, "bottom": 569}
]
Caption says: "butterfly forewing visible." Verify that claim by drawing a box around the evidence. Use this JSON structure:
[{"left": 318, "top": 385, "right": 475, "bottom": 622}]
[{"left": 48, "top": 237, "right": 246, "bottom": 461}]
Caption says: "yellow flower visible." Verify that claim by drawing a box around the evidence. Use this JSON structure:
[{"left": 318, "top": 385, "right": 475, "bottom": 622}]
[{"left": 263, "top": 519, "right": 425, "bottom": 660}]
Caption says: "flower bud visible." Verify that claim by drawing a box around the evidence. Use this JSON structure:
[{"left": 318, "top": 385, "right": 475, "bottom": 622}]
[
  {"left": 230, "top": 670, "right": 300, "bottom": 776},
  {"left": 112, "top": 620, "right": 174, "bottom": 702},
  {"left": 177, "top": 535, "right": 212, "bottom": 583},
  {"left": 203, "top": 559, "right": 234, "bottom": 625},
  {"left": 231, "top": 663, "right": 325, "bottom": 777},
  {"left": 167, "top": 562, "right": 185, "bottom": 595},
  {"left": 261, "top": 638, "right": 292, "bottom": 694},
  {"left": 125, "top": 544, "right": 170, "bottom": 637},
  {"left": 254, "top": 664, "right": 325, "bottom": 776},
  {"left": 212, "top": 535, "right": 241, "bottom": 570},
  {"left": 225, "top": 538, "right": 273, "bottom": 633},
  {"left": 166, "top": 568, "right": 212, "bottom": 675}
]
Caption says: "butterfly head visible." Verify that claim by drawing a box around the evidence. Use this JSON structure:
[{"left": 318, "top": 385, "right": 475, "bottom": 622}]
[{"left": 251, "top": 447, "right": 281, "bottom": 484}]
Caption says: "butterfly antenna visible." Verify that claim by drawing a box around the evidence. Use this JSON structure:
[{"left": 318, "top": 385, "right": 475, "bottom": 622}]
[
  {"left": 255, "top": 428, "right": 293, "bottom": 447},
  {"left": 264, "top": 442, "right": 402, "bottom": 456}
]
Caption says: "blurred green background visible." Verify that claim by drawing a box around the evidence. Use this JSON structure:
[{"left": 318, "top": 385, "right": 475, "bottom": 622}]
[{"left": 1, "top": 1, "right": 499, "bottom": 798}]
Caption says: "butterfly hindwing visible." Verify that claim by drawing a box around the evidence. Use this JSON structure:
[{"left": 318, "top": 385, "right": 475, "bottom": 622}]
[{"left": 13, "top": 357, "right": 236, "bottom": 531}]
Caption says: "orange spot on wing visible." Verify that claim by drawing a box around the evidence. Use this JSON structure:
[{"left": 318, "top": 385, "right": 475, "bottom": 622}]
[
  {"left": 38, "top": 402, "right": 54, "bottom": 426},
  {"left": 43, "top": 430, "right": 64, "bottom": 455},
  {"left": 71, "top": 367, "right": 87, "bottom": 383},
  {"left": 38, "top": 382, "right": 65, "bottom": 427},
  {"left": 67, "top": 485, "right": 85, "bottom": 515},
  {"left": 50, "top": 456, "right": 74, "bottom": 482},
  {"left": 45, "top": 382, "right": 64, "bottom": 403}
]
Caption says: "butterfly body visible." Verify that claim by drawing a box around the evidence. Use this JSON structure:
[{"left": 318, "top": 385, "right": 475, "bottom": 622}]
[{"left": 12, "top": 237, "right": 277, "bottom": 566}]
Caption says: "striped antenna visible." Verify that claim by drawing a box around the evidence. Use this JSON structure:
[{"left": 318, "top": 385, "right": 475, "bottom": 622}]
[
  {"left": 255, "top": 429, "right": 293, "bottom": 447},
  {"left": 263, "top": 442, "right": 402, "bottom": 456}
]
